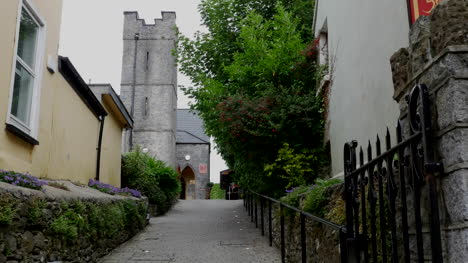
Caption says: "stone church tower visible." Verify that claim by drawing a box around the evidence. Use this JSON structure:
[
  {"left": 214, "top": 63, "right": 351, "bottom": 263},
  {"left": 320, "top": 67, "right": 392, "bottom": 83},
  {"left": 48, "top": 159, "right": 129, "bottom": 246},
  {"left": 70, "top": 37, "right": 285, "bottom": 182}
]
[{"left": 120, "top": 11, "right": 177, "bottom": 168}]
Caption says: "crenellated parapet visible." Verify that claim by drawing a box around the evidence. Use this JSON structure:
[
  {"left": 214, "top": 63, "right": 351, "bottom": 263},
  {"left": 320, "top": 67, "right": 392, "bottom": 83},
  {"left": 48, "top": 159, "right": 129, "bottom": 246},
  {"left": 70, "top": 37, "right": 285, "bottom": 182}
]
[{"left": 123, "top": 11, "right": 177, "bottom": 40}]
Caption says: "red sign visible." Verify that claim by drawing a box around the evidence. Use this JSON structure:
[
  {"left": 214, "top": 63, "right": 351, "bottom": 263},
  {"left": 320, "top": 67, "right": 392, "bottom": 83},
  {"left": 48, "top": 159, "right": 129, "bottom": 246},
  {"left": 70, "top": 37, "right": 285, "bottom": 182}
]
[
  {"left": 199, "top": 164, "right": 208, "bottom": 174},
  {"left": 408, "top": 0, "right": 443, "bottom": 24}
]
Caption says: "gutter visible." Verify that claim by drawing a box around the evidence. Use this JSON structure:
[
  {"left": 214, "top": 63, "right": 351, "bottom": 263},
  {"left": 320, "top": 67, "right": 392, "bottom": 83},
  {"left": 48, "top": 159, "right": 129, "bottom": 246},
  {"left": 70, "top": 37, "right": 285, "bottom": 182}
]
[
  {"left": 129, "top": 33, "right": 139, "bottom": 150},
  {"left": 312, "top": 0, "right": 319, "bottom": 34},
  {"left": 96, "top": 115, "right": 106, "bottom": 181}
]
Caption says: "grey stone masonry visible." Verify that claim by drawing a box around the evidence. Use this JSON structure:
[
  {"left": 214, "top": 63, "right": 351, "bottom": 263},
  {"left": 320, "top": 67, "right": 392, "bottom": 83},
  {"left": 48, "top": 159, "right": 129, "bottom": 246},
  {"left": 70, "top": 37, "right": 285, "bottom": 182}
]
[
  {"left": 176, "top": 144, "right": 210, "bottom": 200},
  {"left": 120, "top": 11, "right": 177, "bottom": 168},
  {"left": 390, "top": 0, "right": 468, "bottom": 262}
]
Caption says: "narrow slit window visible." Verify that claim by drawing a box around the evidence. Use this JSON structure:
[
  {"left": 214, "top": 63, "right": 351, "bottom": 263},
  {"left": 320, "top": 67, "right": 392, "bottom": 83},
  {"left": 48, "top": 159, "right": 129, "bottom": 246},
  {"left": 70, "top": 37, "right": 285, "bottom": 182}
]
[
  {"left": 144, "top": 97, "right": 148, "bottom": 116},
  {"left": 146, "top": 52, "right": 149, "bottom": 71}
]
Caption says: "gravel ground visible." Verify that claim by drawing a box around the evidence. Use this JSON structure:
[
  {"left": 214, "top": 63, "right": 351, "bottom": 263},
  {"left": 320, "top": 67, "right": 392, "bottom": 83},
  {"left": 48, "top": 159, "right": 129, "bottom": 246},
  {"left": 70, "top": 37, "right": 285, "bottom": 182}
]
[{"left": 100, "top": 200, "right": 281, "bottom": 263}]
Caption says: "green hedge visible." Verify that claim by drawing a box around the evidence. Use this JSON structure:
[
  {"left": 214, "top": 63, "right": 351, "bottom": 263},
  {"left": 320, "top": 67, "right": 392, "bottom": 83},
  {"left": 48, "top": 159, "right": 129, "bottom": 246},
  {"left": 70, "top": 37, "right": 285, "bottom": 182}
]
[
  {"left": 122, "top": 148, "right": 181, "bottom": 215},
  {"left": 210, "top": 184, "right": 225, "bottom": 199},
  {"left": 0, "top": 189, "right": 147, "bottom": 262},
  {"left": 280, "top": 178, "right": 342, "bottom": 219}
]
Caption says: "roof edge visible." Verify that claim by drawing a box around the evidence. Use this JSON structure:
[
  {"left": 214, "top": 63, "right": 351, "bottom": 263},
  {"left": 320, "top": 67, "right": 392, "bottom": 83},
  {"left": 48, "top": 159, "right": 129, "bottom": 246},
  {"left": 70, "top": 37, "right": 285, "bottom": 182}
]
[
  {"left": 89, "top": 83, "right": 133, "bottom": 128},
  {"left": 58, "top": 56, "right": 107, "bottom": 118}
]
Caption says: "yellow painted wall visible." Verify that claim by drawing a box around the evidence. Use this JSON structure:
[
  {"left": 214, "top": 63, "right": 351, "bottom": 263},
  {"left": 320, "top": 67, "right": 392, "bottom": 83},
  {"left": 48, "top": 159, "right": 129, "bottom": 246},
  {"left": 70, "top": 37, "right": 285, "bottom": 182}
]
[
  {"left": 0, "top": 0, "right": 123, "bottom": 186},
  {"left": 0, "top": 0, "right": 38, "bottom": 173},
  {"left": 100, "top": 96, "right": 124, "bottom": 187},
  {"left": 44, "top": 76, "right": 99, "bottom": 184}
]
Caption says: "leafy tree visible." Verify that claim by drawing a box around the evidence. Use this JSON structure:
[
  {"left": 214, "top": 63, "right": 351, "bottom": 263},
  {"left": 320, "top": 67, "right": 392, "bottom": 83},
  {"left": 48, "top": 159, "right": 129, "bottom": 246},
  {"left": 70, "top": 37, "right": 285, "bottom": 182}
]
[{"left": 178, "top": 1, "right": 327, "bottom": 195}]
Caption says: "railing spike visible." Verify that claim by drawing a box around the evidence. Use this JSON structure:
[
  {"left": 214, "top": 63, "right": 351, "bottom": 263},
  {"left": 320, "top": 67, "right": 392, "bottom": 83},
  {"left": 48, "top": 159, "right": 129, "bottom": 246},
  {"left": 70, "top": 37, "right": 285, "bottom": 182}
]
[
  {"left": 367, "top": 141, "right": 372, "bottom": 162},
  {"left": 386, "top": 128, "right": 391, "bottom": 150},
  {"left": 376, "top": 135, "right": 381, "bottom": 155},
  {"left": 359, "top": 147, "right": 364, "bottom": 166},
  {"left": 396, "top": 121, "right": 403, "bottom": 143}
]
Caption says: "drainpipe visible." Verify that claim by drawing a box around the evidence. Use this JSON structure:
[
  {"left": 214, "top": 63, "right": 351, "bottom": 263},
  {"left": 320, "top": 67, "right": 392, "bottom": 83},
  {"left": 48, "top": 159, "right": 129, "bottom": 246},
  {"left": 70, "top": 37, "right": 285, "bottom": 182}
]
[
  {"left": 129, "top": 32, "right": 139, "bottom": 150},
  {"left": 96, "top": 115, "right": 106, "bottom": 181}
]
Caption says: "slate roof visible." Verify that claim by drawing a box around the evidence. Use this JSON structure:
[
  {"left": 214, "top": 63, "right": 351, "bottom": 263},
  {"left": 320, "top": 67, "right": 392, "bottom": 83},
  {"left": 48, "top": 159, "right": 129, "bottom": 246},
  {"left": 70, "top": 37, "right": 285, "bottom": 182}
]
[{"left": 176, "top": 109, "right": 210, "bottom": 144}]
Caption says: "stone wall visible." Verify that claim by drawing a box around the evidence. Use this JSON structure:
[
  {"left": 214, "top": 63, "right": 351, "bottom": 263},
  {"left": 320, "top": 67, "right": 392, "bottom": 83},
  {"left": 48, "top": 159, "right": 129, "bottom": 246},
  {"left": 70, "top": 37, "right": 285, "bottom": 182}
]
[
  {"left": 390, "top": 0, "right": 468, "bottom": 261},
  {"left": 0, "top": 182, "right": 148, "bottom": 263},
  {"left": 251, "top": 185, "right": 344, "bottom": 263}
]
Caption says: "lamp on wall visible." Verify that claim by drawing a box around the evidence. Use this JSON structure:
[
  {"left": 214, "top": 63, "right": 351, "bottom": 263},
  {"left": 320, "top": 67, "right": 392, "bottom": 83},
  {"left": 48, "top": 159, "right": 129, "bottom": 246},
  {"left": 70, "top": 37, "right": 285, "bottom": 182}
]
[
  {"left": 185, "top": 154, "right": 191, "bottom": 161},
  {"left": 142, "top": 148, "right": 149, "bottom": 153}
]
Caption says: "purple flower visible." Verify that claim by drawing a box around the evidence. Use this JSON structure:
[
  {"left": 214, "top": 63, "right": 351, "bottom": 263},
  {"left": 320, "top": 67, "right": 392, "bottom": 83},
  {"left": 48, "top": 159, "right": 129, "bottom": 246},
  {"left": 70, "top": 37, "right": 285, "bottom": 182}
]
[{"left": 0, "top": 170, "right": 47, "bottom": 190}]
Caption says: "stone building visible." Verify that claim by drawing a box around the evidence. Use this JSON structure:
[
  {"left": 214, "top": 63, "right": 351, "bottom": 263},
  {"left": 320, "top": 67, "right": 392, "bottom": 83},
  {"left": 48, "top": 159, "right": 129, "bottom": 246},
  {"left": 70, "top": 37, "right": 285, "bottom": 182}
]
[
  {"left": 176, "top": 109, "right": 210, "bottom": 200},
  {"left": 120, "top": 12, "right": 210, "bottom": 199},
  {"left": 120, "top": 11, "right": 178, "bottom": 168}
]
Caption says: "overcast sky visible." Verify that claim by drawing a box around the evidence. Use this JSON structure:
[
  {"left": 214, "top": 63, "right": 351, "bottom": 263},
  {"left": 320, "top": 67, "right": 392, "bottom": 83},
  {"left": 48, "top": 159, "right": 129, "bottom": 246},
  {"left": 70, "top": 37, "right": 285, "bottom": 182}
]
[{"left": 59, "top": 0, "right": 227, "bottom": 183}]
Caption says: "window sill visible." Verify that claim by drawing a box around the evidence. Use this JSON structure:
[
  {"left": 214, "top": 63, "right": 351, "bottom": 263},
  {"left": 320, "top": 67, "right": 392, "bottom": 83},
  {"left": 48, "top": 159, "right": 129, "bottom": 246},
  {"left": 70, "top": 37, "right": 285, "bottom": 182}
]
[{"left": 5, "top": 123, "right": 39, "bottom": 146}]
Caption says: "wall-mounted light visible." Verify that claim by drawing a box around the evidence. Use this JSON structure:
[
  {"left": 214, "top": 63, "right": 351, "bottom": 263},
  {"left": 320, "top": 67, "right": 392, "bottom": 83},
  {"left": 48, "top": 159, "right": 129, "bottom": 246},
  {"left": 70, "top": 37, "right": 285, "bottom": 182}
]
[
  {"left": 185, "top": 154, "right": 191, "bottom": 161},
  {"left": 142, "top": 148, "right": 149, "bottom": 153}
]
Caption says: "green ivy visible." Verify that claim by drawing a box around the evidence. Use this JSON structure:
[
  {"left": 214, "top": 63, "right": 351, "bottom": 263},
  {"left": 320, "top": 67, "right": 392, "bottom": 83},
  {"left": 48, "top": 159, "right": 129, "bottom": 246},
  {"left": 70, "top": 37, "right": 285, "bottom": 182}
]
[
  {"left": 0, "top": 197, "right": 17, "bottom": 225},
  {"left": 27, "top": 198, "right": 47, "bottom": 224},
  {"left": 303, "top": 179, "right": 342, "bottom": 217}
]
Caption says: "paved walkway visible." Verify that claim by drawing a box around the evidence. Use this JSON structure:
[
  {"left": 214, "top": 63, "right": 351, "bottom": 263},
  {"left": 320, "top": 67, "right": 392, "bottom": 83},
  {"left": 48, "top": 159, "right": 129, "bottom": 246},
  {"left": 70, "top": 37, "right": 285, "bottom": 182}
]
[{"left": 100, "top": 200, "right": 280, "bottom": 263}]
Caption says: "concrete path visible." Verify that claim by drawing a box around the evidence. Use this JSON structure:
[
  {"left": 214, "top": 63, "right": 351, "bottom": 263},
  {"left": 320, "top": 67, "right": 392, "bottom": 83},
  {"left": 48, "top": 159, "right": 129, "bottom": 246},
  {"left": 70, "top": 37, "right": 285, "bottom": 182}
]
[{"left": 100, "top": 200, "right": 280, "bottom": 263}]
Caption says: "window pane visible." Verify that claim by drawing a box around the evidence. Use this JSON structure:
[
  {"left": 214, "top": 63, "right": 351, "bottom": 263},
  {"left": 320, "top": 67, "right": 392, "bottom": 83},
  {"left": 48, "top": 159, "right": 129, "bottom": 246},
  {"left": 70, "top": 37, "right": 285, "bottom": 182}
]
[
  {"left": 11, "top": 62, "right": 34, "bottom": 125},
  {"left": 17, "top": 8, "right": 38, "bottom": 68}
]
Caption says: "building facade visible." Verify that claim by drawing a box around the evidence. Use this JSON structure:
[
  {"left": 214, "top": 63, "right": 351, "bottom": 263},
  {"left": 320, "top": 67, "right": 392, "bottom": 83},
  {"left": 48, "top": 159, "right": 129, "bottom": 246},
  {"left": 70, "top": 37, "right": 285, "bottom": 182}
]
[
  {"left": 0, "top": 0, "right": 131, "bottom": 186},
  {"left": 90, "top": 84, "right": 134, "bottom": 187},
  {"left": 120, "top": 12, "right": 211, "bottom": 199},
  {"left": 176, "top": 109, "right": 210, "bottom": 200},
  {"left": 120, "top": 11, "right": 178, "bottom": 168},
  {"left": 313, "top": 0, "right": 411, "bottom": 177}
]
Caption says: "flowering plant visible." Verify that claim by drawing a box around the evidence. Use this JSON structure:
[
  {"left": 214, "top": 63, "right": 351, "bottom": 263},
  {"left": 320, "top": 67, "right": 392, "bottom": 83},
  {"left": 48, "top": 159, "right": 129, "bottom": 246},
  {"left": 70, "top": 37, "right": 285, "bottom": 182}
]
[
  {"left": 88, "top": 179, "right": 142, "bottom": 198},
  {"left": 0, "top": 169, "right": 48, "bottom": 190}
]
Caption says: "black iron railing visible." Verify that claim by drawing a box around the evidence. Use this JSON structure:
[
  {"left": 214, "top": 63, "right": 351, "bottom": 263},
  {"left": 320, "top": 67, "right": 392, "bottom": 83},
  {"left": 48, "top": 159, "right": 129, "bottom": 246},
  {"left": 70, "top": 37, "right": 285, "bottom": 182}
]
[
  {"left": 242, "top": 84, "right": 443, "bottom": 263},
  {"left": 343, "top": 84, "right": 443, "bottom": 263},
  {"left": 244, "top": 191, "right": 349, "bottom": 263}
]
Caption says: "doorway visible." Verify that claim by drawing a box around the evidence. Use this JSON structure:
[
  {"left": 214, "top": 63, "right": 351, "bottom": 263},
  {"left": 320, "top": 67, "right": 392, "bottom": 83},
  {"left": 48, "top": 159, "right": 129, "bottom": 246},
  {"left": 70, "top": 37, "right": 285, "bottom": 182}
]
[{"left": 180, "top": 166, "right": 195, "bottom": 200}]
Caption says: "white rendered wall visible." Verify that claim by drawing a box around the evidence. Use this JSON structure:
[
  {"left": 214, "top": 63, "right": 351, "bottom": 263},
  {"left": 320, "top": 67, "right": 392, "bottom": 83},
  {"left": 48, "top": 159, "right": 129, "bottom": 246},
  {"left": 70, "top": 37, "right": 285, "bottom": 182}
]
[{"left": 314, "top": 0, "right": 410, "bottom": 176}]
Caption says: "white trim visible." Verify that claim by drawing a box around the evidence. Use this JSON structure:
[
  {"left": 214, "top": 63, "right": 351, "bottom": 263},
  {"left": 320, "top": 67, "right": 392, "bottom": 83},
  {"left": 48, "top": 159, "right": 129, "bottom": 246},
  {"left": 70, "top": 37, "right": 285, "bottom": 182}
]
[{"left": 6, "top": 0, "right": 47, "bottom": 140}]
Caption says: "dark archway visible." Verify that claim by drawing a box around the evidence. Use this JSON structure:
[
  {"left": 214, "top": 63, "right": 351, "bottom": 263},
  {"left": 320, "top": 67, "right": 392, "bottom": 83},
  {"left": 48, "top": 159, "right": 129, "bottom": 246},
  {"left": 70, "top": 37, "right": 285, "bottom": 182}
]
[
  {"left": 180, "top": 166, "right": 195, "bottom": 200},
  {"left": 180, "top": 177, "right": 186, "bottom": 199}
]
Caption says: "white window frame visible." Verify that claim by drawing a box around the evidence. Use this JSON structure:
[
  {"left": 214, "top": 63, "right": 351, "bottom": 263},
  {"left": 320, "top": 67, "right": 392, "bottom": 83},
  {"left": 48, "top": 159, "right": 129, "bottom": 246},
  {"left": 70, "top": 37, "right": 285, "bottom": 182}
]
[{"left": 6, "top": 0, "right": 47, "bottom": 140}]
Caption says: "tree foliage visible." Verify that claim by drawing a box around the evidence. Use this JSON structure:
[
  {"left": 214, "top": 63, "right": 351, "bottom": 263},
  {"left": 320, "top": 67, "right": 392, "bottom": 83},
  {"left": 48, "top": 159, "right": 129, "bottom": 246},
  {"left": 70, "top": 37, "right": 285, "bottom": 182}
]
[{"left": 178, "top": 0, "right": 327, "bottom": 195}]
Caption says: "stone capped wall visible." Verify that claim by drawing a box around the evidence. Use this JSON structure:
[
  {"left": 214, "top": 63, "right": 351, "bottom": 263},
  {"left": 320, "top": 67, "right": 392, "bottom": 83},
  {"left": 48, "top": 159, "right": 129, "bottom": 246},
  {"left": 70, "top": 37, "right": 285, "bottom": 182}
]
[
  {"left": 390, "top": 0, "right": 468, "bottom": 261},
  {"left": 0, "top": 182, "right": 148, "bottom": 263},
  {"left": 251, "top": 185, "right": 344, "bottom": 263}
]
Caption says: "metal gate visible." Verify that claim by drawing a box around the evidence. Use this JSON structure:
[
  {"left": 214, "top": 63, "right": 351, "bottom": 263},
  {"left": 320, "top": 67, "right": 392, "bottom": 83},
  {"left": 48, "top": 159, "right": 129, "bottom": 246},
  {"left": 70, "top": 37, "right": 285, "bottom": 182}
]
[{"left": 343, "top": 84, "right": 444, "bottom": 263}]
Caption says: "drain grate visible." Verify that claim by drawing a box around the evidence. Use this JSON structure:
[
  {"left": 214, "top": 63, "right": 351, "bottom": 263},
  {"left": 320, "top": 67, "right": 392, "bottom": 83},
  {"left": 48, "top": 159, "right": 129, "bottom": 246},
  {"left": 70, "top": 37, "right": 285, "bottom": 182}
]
[{"left": 219, "top": 241, "right": 249, "bottom": 247}]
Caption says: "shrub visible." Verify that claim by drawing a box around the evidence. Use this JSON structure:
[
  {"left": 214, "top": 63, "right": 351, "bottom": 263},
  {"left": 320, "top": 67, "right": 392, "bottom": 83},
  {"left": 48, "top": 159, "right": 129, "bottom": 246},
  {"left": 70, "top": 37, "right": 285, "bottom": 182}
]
[
  {"left": 280, "top": 185, "right": 312, "bottom": 208},
  {"left": 122, "top": 147, "right": 181, "bottom": 215},
  {"left": 210, "top": 184, "right": 225, "bottom": 199},
  {"left": 0, "top": 197, "right": 17, "bottom": 225},
  {"left": 49, "top": 199, "right": 147, "bottom": 242},
  {"left": 303, "top": 178, "right": 342, "bottom": 217}
]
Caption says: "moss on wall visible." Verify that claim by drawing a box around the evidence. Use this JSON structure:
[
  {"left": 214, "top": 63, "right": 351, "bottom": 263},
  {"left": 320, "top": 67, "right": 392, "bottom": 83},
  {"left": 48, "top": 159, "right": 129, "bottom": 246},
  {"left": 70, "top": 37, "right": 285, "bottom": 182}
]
[{"left": 0, "top": 187, "right": 148, "bottom": 262}]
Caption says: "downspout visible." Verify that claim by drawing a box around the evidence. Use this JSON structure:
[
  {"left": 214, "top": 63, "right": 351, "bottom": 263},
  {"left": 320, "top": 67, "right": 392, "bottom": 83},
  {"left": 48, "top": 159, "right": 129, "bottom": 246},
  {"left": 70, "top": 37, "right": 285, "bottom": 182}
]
[
  {"left": 129, "top": 32, "right": 139, "bottom": 150},
  {"left": 96, "top": 115, "right": 106, "bottom": 181},
  {"left": 312, "top": 0, "right": 319, "bottom": 34}
]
